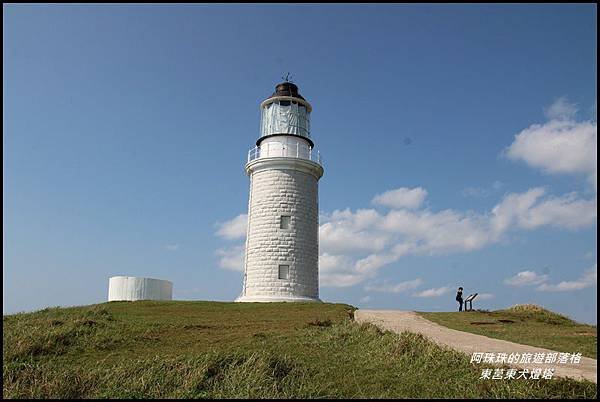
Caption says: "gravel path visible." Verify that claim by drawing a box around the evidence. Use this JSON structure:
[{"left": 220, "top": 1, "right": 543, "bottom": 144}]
[{"left": 354, "top": 309, "right": 596, "bottom": 383}]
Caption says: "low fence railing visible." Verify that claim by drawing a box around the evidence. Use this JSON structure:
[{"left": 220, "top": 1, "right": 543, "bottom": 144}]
[{"left": 247, "top": 142, "right": 322, "bottom": 166}]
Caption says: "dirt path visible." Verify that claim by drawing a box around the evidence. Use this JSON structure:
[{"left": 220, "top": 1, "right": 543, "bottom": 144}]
[{"left": 355, "top": 309, "right": 596, "bottom": 383}]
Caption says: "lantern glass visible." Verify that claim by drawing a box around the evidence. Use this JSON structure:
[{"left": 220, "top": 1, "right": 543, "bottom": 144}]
[{"left": 260, "top": 99, "right": 310, "bottom": 139}]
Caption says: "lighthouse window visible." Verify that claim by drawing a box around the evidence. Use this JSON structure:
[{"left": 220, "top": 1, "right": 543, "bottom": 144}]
[
  {"left": 278, "top": 265, "right": 289, "bottom": 280},
  {"left": 280, "top": 215, "right": 291, "bottom": 229}
]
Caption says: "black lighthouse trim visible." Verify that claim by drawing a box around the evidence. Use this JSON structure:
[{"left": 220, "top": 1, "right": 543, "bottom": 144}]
[{"left": 256, "top": 133, "right": 314, "bottom": 148}]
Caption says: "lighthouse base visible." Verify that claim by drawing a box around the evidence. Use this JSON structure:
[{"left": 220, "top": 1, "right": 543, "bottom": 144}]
[{"left": 235, "top": 295, "right": 322, "bottom": 303}]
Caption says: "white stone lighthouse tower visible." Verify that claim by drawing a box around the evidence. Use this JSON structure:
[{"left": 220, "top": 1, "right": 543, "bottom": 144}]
[{"left": 236, "top": 82, "right": 324, "bottom": 303}]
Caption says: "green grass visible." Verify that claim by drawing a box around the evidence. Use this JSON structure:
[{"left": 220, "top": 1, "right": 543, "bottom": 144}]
[
  {"left": 3, "top": 301, "right": 597, "bottom": 398},
  {"left": 418, "top": 304, "right": 597, "bottom": 359}
]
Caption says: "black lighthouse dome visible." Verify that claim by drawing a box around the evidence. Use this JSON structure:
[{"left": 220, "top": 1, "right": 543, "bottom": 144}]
[{"left": 267, "top": 82, "right": 306, "bottom": 101}]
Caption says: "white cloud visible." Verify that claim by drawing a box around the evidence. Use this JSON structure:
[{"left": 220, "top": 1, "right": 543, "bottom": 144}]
[
  {"left": 215, "top": 245, "right": 245, "bottom": 272},
  {"left": 490, "top": 188, "right": 546, "bottom": 234},
  {"left": 461, "top": 181, "right": 504, "bottom": 198},
  {"left": 537, "top": 264, "right": 597, "bottom": 292},
  {"left": 372, "top": 187, "right": 428, "bottom": 209},
  {"left": 319, "top": 209, "right": 390, "bottom": 255},
  {"left": 413, "top": 286, "right": 452, "bottom": 298},
  {"left": 355, "top": 252, "right": 403, "bottom": 275},
  {"left": 164, "top": 244, "right": 179, "bottom": 251},
  {"left": 504, "top": 265, "right": 597, "bottom": 293},
  {"left": 477, "top": 293, "right": 495, "bottom": 300},
  {"left": 365, "top": 278, "right": 423, "bottom": 293},
  {"left": 544, "top": 96, "right": 578, "bottom": 120},
  {"left": 492, "top": 181, "right": 504, "bottom": 191},
  {"left": 491, "top": 188, "right": 597, "bottom": 233},
  {"left": 215, "top": 214, "right": 248, "bottom": 240},
  {"left": 319, "top": 253, "right": 367, "bottom": 287},
  {"left": 516, "top": 192, "right": 597, "bottom": 230},
  {"left": 359, "top": 295, "right": 371, "bottom": 303},
  {"left": 505, "top": 99, "right": 597, "bottom": 190},
  {"left": 378, "top": 208, "right": 494, "bottom": 254},
  {"left": 504, "top": 271, "right": 549, "bottom": 287},
  {"left": 320, "top": 272, "right": 367, "bottom": 288},
  {"left": 462, "top": 187, "right": 491, "bottom": 198}
]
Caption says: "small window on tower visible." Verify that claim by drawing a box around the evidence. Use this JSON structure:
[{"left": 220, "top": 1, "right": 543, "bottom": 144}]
[
  {"left": 278, "top": 265, "right": 289, "bottom": 280},
  {"left": 280, "top": 215, "right": 291, "bottom": 229}
]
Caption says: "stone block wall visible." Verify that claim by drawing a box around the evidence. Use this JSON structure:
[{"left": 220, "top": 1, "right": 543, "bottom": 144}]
[{"left": 243, "top": 167, "right": 319, "bottom": 300}]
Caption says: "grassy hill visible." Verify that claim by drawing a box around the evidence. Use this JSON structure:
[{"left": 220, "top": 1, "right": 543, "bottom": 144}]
[
  {"left": 3, "top": 301, "right": 597, "bottom": 398},
  {"left": 419, "top": 304, "right": 597, "bottom": 359}
]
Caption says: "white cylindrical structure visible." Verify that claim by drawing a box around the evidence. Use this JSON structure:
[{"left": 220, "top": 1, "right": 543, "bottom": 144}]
[
  {"left": 258, "top": 135, "right": 312, "bottom": 159},
  {"left": 236, "top": 82, "right": 324, "bottom": 303},
  {"left": 108, "top": 276, "right": 173, "bottom": 301}
]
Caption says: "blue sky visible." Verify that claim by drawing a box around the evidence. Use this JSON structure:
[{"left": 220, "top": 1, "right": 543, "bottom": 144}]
[{"left": 3, "top": 4, "right": 597, "bottom": 323}]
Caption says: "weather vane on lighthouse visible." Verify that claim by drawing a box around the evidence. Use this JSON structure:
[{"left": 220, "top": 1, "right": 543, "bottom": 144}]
[
  {"left": 236, "top": 80, "right": 323, "bottom": 303},
  {"left": 282, "top": 72, "right": 294, "bottom": 83}
]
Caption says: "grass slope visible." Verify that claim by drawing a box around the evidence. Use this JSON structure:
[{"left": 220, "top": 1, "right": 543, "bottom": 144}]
[
  {"left": 3, "top": 301, "right": 597, "bottom": 399},
  {"left": 418, "top": 304, "right": 597, "bottom": 359}
]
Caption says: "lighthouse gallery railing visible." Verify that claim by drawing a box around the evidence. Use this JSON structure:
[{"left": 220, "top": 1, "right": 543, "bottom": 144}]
[{"left": 247, "top": 142, "right": 323, "bottom": 166}]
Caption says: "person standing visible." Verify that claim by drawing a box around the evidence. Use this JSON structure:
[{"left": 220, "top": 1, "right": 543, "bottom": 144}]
[{"left": 456, "top": 287, "right": 464, "bottom": 312}]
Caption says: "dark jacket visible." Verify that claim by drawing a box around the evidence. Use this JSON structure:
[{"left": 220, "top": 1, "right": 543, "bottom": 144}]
[{"left": 455, "top": 290, "right": 463, "bottom": 301}]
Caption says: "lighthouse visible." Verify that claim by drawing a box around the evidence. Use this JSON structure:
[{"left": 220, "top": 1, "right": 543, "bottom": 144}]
[{"left": 236, "top": 81, "right": 324, "bottom": 303}]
